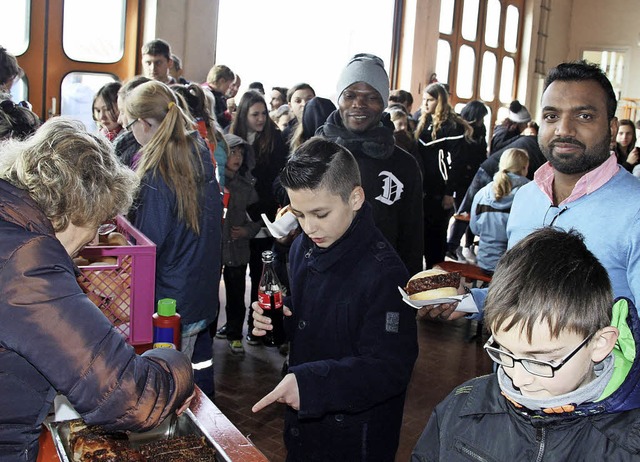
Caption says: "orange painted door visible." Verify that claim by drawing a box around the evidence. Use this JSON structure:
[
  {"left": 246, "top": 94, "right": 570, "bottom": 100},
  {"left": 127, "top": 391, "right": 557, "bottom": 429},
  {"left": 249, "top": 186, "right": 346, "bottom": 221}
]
[{"left": 15, "top": 0, "right": 142, "bottom": 120}]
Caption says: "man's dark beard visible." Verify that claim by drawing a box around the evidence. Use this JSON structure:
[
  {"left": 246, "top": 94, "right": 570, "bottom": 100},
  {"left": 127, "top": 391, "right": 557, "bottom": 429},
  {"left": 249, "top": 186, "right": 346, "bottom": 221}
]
[{"left": 540, "top": 132, "right": 611, "bottom": 175}]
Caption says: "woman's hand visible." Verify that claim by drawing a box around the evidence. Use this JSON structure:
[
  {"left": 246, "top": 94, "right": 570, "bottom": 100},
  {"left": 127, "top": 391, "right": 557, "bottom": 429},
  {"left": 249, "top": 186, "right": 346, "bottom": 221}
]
[
  {"left": 628, "top": 147, "right": 639, "bottom": 166},
  {"left": 176, "top": 389, "right": 197, "bottom": 415}
]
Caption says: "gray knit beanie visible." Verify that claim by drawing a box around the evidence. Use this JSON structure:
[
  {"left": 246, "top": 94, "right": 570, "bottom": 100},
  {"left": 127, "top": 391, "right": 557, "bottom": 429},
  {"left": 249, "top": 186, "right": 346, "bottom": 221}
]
[
  {"left": 223, "top": 133, "right": 246, "bottom": 148},
  {"left": 508, "top": 100, "right": 531, "bottom": 123},
  {"left": 336, "top": 53, "right": 389, "bottom": 108}
]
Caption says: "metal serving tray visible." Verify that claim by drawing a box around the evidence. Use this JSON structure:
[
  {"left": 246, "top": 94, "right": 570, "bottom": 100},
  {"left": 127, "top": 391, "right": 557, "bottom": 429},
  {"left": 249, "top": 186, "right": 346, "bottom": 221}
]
[{"left": 47, "top": 410, "right": 231, "bottom": 462}]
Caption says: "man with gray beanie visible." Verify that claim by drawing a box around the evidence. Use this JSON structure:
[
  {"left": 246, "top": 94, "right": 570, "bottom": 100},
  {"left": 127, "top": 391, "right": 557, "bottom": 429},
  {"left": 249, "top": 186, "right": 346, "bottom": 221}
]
[{"left": 318, "top": 53, "right": 424, "bottom": 274}]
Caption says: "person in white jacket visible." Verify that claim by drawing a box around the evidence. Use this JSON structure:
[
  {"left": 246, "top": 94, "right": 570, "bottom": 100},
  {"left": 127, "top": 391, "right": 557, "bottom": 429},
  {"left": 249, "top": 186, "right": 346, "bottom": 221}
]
[{"left": 470, "top": 148, "right": 529, "bottom": 273}]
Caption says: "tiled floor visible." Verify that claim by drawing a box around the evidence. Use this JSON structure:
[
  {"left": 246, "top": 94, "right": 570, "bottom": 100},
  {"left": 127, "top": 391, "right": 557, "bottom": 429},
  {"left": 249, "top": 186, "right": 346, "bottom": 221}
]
[{"left": 212, "top": 288, "right": 493, "bottom": 461}]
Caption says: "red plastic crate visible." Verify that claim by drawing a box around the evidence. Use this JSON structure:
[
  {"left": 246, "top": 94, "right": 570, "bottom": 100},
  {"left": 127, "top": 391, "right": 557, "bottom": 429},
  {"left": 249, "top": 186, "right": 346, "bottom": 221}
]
[{"left": 75, "top": 215, "right": 156, "bottom": 345}]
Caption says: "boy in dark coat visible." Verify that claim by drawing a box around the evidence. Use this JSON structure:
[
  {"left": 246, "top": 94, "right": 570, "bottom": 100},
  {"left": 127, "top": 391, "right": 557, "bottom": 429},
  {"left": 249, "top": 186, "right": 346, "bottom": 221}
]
[
  {"left": 251, "top": 137, "right": 418, "bottom": 461},
  {"left": 412, "top": 228, "right": 640, "bottom": 461}
]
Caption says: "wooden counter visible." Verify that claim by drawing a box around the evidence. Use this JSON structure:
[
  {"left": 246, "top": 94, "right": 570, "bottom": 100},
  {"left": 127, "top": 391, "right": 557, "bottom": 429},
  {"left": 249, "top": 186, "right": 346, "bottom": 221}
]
[{"left": 37, "top": 386, "right": 269, "bottom": 462}]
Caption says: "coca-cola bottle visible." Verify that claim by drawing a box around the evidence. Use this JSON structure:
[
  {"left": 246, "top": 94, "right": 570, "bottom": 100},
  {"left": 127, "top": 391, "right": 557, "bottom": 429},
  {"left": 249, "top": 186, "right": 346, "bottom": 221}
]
[{"left": 257, "top": 250, "right": 285, "bottom": 347}]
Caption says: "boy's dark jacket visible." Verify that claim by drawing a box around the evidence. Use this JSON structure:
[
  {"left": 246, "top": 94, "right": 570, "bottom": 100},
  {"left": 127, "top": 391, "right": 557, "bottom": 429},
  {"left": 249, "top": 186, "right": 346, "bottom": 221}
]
[
  {"left": 412, "top": 297, "right": 640, "bottom": 461},
  {"left": 284, "top": 202, "right": 419, "bottom": 461}
]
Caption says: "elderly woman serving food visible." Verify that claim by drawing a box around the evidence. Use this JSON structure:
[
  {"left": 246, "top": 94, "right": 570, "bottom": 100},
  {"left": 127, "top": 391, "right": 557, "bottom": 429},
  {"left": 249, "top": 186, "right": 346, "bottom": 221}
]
[{"left": 0, "top": 117, "right": 194, "bottom": 462}]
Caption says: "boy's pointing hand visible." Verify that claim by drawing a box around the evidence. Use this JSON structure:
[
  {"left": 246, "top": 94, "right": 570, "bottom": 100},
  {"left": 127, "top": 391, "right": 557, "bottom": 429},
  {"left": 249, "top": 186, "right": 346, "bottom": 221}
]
[{"left": 252, "top": 373, "right": 300, "bottom": 412}]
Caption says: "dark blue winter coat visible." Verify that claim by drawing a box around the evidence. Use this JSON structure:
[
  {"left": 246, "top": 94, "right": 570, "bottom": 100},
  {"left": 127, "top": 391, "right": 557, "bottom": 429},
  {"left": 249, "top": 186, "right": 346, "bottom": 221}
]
[
  {"left": 284, "top": 202, "right": 418, "bottom": 461},
  {"left": 129, "top": 134, "right": 222, "bottom": 327}
]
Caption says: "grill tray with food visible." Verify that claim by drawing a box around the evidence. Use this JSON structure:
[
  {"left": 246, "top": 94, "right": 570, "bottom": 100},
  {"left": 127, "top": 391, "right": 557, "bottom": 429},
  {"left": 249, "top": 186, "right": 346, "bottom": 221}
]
[{"left": 48, "top": 411, "right": 230, "bottom": 462}]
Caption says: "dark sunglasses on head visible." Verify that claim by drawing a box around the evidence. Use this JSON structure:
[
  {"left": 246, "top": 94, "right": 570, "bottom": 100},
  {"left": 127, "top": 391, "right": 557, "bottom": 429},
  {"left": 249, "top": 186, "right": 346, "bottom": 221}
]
[{"left": 0, "top": 99, "right": 32, "bottom": 113}]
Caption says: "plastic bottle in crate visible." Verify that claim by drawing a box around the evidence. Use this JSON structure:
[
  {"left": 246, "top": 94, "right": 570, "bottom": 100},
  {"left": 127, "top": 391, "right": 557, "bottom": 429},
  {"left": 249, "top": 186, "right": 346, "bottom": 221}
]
[
  {"left": 153, "top": 298, "right": 181, "bottom": 350},
  {"left": 257, "top": 250, "right": 285, "bottom": 347}
]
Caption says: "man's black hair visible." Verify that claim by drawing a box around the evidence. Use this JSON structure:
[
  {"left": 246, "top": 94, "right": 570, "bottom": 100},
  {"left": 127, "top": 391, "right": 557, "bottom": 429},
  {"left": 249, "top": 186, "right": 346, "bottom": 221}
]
[
  {"left": 544, "top": 60, "right": 617, "bottom": 121},
  {"left": 248, "top": 82, "right": 265, "bottom": 95}
]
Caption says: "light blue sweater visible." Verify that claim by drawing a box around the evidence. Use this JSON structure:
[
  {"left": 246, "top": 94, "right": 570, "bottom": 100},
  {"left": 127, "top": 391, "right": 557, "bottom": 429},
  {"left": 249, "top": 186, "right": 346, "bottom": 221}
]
[
  {"left": 470, "top": 173, "right": 530, "bottom": 272},
  {"left": 470, "top": 168, "right": 640, "bottom": 317}
]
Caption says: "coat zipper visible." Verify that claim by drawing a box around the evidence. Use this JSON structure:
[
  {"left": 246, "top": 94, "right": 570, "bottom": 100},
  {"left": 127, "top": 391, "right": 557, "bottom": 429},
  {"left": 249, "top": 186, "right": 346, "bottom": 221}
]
[
  {"left": 535, "top": 427, "right": 546, "bottom": 462},
  {"left": 454, "top": 440, "right": 490, "bottom": 462}
]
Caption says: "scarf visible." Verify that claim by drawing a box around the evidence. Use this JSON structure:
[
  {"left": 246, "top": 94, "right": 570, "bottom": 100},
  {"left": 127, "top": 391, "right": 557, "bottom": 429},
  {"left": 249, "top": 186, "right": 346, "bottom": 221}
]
[
  {"left": 498, "top": 353, "right": 614, "bottom": 412},
  {"left": 319, "top": 111, "right": 396, "bottom": 160}
]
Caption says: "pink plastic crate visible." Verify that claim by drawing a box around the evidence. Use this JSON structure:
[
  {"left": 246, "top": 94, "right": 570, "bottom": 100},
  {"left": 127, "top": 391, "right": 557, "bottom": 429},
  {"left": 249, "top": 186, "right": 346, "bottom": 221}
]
[{"left": 75, "top": 215, "right": 156, "bottom": 345}]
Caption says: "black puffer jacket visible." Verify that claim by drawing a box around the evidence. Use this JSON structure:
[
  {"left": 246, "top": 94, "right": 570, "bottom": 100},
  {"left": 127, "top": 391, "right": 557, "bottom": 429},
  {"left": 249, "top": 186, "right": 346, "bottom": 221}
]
[
  {"left": 113, "top": 129, "right": 141, "bottom": 168},
  {"left": 481, "top": 134, "right": 545, "bottom": 180},
  {"left": 0, "top": 179, "right": 194, "bottom": 462}
]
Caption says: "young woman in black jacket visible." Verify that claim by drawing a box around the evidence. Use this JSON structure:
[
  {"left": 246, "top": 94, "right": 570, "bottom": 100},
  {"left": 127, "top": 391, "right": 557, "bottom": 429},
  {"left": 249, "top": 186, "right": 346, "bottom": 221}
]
[{"left": 414, "top": 83, "right": 471, "bottom": 268}]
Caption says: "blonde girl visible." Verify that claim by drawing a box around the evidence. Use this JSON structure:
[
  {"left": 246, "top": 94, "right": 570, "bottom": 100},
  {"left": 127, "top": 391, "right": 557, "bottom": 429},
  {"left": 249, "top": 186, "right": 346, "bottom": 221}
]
[
  {"left": 493, "top": 148, "right": 529, "bottom": 200},
  {"left": 125, "top": 80, "right": 222, "bottom": 360},
  {"left": 470, "top": 148, "right": 529, "bottom": 273}
]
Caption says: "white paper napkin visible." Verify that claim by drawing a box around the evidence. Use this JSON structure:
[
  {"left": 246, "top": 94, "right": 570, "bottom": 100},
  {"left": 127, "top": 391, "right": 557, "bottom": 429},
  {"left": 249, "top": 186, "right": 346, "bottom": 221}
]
[{"left": 261, "top": 211, "right": 299, "bottom": 239}]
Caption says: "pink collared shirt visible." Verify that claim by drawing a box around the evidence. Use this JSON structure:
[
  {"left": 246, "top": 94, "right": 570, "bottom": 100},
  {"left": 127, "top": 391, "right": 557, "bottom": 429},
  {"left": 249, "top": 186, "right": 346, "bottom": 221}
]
[{"left": 534, "top": 153, "right": 620, "bottom": 205}]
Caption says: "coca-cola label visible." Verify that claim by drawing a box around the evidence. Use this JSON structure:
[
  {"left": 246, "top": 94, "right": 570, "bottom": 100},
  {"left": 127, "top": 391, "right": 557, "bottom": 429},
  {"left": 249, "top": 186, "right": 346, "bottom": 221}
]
[{"left": 258, "top": 290, "right": 283, "bottom": 310}]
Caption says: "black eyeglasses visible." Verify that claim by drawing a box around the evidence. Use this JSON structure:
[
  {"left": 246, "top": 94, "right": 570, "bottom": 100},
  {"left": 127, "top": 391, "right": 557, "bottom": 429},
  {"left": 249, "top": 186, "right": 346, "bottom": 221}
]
[
  {"left": 125, "top": 118, "right": 139, "bottom": 131},
  {"left": 543, "top": 205, "right": 568, "bottom": 227},
  {"left": 98, "top": 222, "right": 117, "bottom": 235},
  {"left": 483, "top": 333, "right": 594, "bottom": 378}
]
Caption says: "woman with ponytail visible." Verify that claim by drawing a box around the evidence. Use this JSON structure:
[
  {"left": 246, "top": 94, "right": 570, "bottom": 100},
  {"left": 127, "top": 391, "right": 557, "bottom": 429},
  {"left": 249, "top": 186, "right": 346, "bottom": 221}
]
[
  {"left": 125, "top": 80, "right": 222, "bottom": 359},
  {"left": 171, "top": 82, "right": 228, "bottom": 189},
  {"left": 414, "top": 82, "right": 472, "bottom": 268},
  {"left": 470, "top": 148, "right": 529, "bottom": 273}
]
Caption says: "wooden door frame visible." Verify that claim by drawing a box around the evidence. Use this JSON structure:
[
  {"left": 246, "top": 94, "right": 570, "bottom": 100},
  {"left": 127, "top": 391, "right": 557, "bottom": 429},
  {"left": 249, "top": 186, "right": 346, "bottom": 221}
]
[{"left": 16, "top": 0, "right": 143, "bottom": 120}]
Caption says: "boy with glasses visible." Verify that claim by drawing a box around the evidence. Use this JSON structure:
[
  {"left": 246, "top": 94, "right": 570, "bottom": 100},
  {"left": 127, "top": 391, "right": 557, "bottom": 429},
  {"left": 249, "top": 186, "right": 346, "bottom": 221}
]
[{"left": 412, "top": 228, "right": 640, "bottom": 461}]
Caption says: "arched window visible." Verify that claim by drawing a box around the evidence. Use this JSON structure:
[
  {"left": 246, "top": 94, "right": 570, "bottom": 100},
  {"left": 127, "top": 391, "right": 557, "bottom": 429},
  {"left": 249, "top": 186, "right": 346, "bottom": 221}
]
[{"left": 437, "top": 0, "right": 525, "bottom": 133}]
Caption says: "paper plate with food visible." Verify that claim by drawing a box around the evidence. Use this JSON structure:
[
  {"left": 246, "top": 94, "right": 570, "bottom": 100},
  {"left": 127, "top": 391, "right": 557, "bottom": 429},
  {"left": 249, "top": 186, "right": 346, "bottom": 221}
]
[{"left": 398, "top": 269, "right": 478, "bottom": 313}]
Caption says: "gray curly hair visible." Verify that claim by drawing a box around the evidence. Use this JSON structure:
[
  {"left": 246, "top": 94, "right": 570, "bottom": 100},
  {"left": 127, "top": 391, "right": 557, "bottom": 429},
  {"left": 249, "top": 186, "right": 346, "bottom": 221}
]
[{"left": 0, "top": 117, "right": 139, "bottom": 231}]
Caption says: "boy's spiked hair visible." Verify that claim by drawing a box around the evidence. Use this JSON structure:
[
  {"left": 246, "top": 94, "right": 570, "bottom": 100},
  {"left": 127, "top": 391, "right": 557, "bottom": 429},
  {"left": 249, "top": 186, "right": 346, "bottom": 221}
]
[
  {"left": 485, "top": 228, "right": 613, "bottom": 342},
  {"left": 280, "top": 137, "right": 361, "bottom": 203}
]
